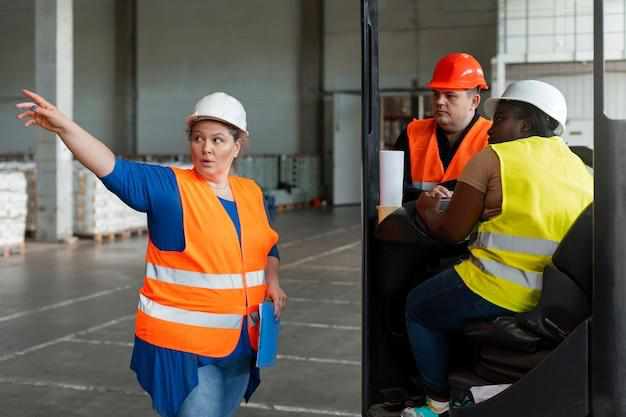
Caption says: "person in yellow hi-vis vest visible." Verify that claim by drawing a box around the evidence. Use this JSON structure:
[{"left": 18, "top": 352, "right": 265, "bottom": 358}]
[{"left": 401, "top": 80, "right": 593, "bottom": 417}]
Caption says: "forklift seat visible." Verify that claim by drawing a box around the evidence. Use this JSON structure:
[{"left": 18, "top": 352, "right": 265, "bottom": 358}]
[{"left": 450, "top": 203, "right": 592, "bottom": 401}]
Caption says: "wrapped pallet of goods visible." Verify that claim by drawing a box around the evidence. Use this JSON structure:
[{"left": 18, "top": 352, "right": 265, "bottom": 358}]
[
  {"left": 234, "top": 155, "right": 278, "bottom": 190},
  {"left": 125, "top": 204, "right": 148, "bottom": 231},
  {"left": 294, "top": 155, "right": 321, "bottom": 202},
  {"left": 0, "top": 170, "right": 27, "bottom": 255},
  {"left": 21, "top": 163, "right": 37, "bottom": 233},
  {"left": 0, "top": 161, "right": 36, "bottom": 234},
  {"left": 73, "top": 164, "right": 147, "bottom": 241},
  {"left": 276, "top": 154, "right": 321, "bottom": 206}
]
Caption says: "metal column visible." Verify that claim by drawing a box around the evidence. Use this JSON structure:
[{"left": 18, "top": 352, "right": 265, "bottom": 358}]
[
  {"left": 592, "top": 0, "right": 626, "bottom": 415},
  {"left": 361, "top": 0, "right": 380, "bottom": 413}
]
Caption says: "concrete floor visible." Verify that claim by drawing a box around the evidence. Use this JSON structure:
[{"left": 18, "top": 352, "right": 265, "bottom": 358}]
[{"left": 0, "top": 206, "right": 362, "bottom": 417}]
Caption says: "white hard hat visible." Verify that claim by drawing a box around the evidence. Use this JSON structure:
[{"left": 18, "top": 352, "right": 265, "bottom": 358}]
[
  {"left": 484, "top": 80, "right": 567, "bottom": 135},
  {"left": 185, "top": 92, "right": 248, "bottom": 134}
]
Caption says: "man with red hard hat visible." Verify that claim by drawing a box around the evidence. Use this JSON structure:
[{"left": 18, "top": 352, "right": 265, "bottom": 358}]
[{"left": 394, "top": 52, "right": 491, "bottom": 202}]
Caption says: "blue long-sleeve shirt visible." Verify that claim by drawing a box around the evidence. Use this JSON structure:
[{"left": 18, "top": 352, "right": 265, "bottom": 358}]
[{"left": 100, "top": 157, "right": 278, "bottom": 417}]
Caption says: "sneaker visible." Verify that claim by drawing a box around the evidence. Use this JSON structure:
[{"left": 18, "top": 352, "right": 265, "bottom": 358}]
[{"left": 401, "top": 405, "right": 439, "bottom": 417}]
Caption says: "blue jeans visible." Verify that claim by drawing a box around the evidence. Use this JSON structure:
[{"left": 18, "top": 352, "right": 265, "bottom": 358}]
[
  {"left": 175, "top": 357, "right": 251, "bottom": 417},
  {"left": 405, "top": 267, "right": 513, "bottom": 399}
]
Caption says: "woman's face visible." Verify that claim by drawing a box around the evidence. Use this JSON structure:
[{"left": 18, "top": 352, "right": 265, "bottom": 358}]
[
  {"left": 189, "top": 120, "right": 240, "bottom": 180},
  {"left": 488, "top": 101, "right": 530, "bottom": 144}
]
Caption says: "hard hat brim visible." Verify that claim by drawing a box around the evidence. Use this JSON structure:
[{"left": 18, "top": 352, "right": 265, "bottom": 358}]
[
  {"left": 185, "top": 115, "right": 249, "bottom": 135},
  {"left": 427, "top": 81, "right": 489, "bottom": 90}
]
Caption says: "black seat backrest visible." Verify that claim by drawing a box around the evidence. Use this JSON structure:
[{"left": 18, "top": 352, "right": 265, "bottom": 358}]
[
  {"left": 551, "top": 203, "right": 593, "bottom": 299},
  {"left": 515, "top": 203, "right": 593, "bottom": 341}
]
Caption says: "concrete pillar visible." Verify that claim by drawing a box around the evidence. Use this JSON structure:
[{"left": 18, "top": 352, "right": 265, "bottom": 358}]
[
  {"left": 34, "top": 0, "right": 74, "bottom": 242},
  {"left": 298, "top": 0, "right": 323, "bottom": 155},
  {"left": 114, "top": 0, "right": 137, "bottom": 156},
  {"left": 491, "top": 54, "right": 507, "bottom": 98}
]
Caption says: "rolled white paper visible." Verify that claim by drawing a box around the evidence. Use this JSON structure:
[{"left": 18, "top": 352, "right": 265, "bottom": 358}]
[{"left": 379, "top": 150, "right": 404, "bottom": 207}]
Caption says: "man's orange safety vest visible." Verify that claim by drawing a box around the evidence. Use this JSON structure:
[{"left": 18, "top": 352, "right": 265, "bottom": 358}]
[
  {"left": 407, "top": 116, "right": 491, "bottom": 190},
  {"left": 135, "top": 168, "right": 279, "bottom": 357}
]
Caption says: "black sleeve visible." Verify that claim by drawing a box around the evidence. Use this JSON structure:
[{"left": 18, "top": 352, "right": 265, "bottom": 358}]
[{"left": 393, "top": 127, "right": 421, "bottom": 203}]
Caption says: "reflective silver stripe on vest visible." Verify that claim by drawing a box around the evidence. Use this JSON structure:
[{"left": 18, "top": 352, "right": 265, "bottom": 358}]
[
  {"left": 138, "top": 294, "right": 242, "bottom": 329},
  {"left": 469, "top": 256, "right": 543, "bottom": 290},
  {"left": 412, "top": 181, "right": 438, "bottom": 191},
  {"left": 146, "top": 263, "right": 245, "bottom": 289},
  {"left": 469, "top": 232, "right": 559, "bottom": 257},
  {"left": 245, "top": 270, "right": 266, "bottom": 287}
]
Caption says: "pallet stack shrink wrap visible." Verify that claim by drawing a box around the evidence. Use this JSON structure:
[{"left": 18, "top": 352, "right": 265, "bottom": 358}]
[
  {"left": 22, "top": 163, "right": 37, "bottom": 233},
  {"left": 0, "top": 170, "right": 27, "bottom": 247},
  {"left": 234, "top": 155, "right": 279, "bottom": 190},
  {"left": 0, "top": 161, "right": 36, "bottom": 233},
  {"left": 73, "top": 164, "right": 147, "bottom": 236},
  {"left": 277, "top": 155, "right": 321, "bottom": 203}
]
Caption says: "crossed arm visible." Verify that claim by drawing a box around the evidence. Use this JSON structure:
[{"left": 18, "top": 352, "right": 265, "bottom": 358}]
[{"left": 416, "top": 182, "right": 486, "bottom": 244}]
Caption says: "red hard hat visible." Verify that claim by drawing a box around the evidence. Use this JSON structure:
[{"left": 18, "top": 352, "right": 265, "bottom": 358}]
[{"left": 427, "top": 53, "right": 489, "bottom": 90}]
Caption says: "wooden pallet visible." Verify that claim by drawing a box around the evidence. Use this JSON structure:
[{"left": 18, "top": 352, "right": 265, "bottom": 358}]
[
  {"left": 276, "top": 200, "right": 311, "bottom": 213},
  {"left": 1, "top": 243, "right": 25, "bottom": 257},
  {"left": 78, "top": 227, "right": 147, "bottom": 243},
  {"left": 125, "top": 227, "right": 148, "bottom": 238}
]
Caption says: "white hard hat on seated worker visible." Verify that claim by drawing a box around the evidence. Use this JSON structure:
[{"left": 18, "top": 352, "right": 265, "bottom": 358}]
[
  {"left": 185, "top": 92, "right": 248, "bottom": 134},
  {"left": 484, "top": 80, "right": 567, "bottom": 135}
]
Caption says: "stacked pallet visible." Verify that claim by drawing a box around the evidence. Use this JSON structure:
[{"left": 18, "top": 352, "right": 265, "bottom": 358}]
[
  {"left": 73, "top": 164, "right": 147, "bottom": 239},
  {"left": 0, "top": 170, "right": 27, "bottom": 254},
  {"left": 0, "top": 161, "right": 36, "bottom": 233},
  {"left": 22, "top": 163, "right": 37, "bottom": 233},
  {"left": 234, "top": 155, "right": 279, "bottom": 190},
  {"left": 275, "top": 155, "right": 321, "bottom": 203},
  {"left": 0, "top": 153, "right": 321, "bottom": 245}
]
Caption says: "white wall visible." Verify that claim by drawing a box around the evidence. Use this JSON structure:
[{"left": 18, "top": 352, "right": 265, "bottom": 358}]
[
  {"left": 323, "top": 0, "right": 360, "bottom": 91},
  {"left": 0, "top": 2, "right": 36, "bottom": 155},
  {"left": 73, "top": 0, "right": 117, "bottom": 151},
  {"left": 136, "top": 0, "right": 302, "bottom": 155},
  {"left": 0, "top": 1, "right": 499, "bottom": 156},
  {"left": 0, "top": 1, "right": 118, "bottom": 154},
  {"left": 323, "top": 0, "right": 421, "bottom": 91},
  {"left": 323, "top": 0, "right": 497, "bottom": 91},
  {"left": 500, "top": 0, "right": 626, "bottom": 61},
  {"left": 0, "top": 1, "right": 308, "bottom": 156},
  {"left": 414, "top": 1, "right": 497, "bottom": 87}
]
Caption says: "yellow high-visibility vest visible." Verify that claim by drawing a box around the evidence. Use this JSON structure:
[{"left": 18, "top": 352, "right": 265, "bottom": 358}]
[{"left": 455, "top": 136, "right": 593, "bottom": 312}]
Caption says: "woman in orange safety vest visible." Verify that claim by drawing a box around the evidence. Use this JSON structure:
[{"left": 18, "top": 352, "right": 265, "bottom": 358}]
[{"left": 16, "top": 89, "right": 287, "bottom": 417}]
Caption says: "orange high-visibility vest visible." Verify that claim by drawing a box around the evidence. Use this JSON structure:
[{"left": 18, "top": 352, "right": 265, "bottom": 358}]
[
  {"left": 135, "top": 168, "right": 279, "bottom": 357},
  {"left": 407, "top": 116, "right": 491, "bottom": 190}
]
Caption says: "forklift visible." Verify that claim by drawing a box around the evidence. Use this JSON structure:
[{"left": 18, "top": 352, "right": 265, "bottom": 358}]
[{"left": 361, "top": 0, "right": 626, "bottom": 415}]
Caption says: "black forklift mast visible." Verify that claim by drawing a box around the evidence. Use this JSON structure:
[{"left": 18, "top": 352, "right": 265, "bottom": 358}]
[
  {"left": 591, "top": 0, "right": 626, "bottom": 415},
  {"left": 361, "top": 0, "right": 379, "bottom": 414},
  {"left": 361, "top": 0, "right": 626, "bottom": 415}
]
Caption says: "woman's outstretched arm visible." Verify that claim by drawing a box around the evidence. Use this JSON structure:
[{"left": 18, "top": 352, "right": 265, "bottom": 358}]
[{"left": 16, "top": 89, "right": 115, "bottom": 177}]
